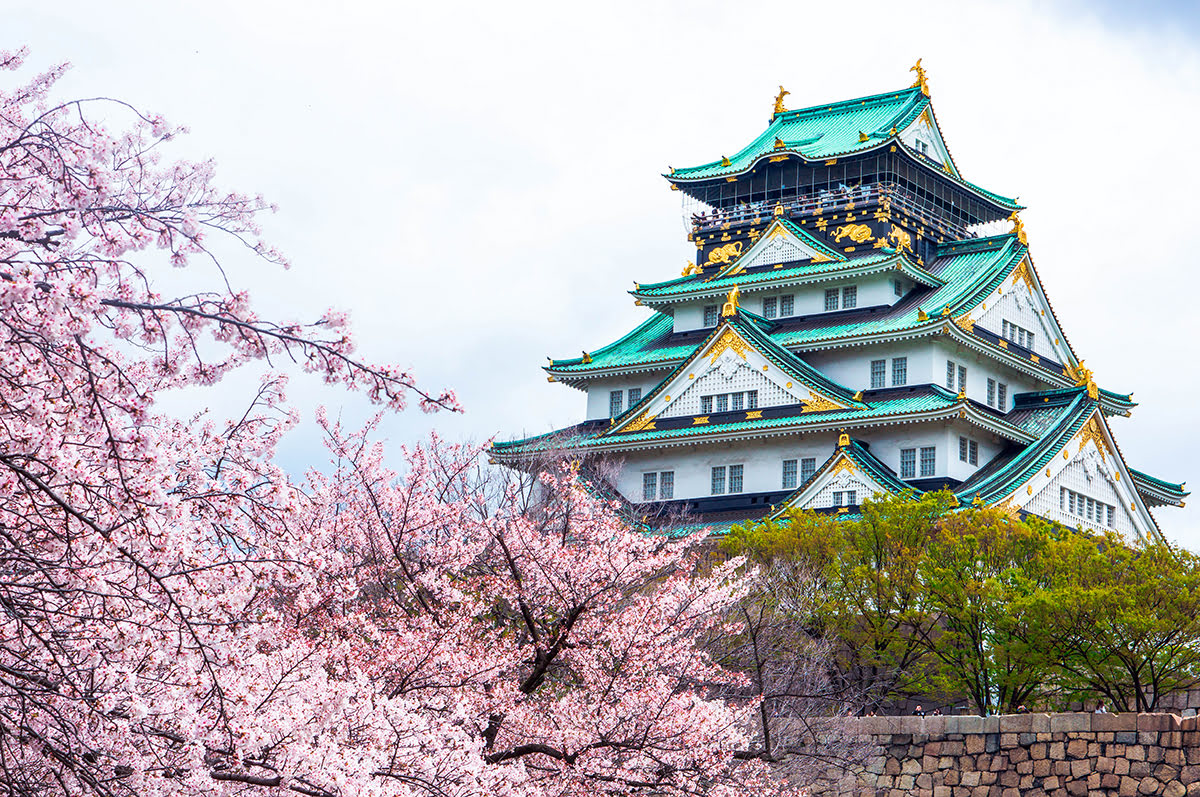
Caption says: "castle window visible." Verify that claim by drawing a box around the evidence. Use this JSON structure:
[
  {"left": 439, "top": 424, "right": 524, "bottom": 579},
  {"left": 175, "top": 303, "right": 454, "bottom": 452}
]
[
  {"left": 892, "top": 357, "right": 908, "bottom": 386},
  {"left": 628, "top": 387, "right": 641, "bottom": 406},
  {"left": 732, "top": 392, "right": 744, "bottom": 411},
  {"left": 728, "top": 464, "right": 744, "bottom": 493},
  {"left": 824, "top": 288, "right": 839, "bottom": 312},
  {"left": 711, "top": 466, "right": 726, "bottom": 495},
  {"left": 782, "top": 459, "right": 798, "bottom": 489},
  {"left": 643, "top": 472, "right": 658, "bottom": 501},
  {"left": 870, "top": 359, "right": 886, "bottom": 389},
  {"left": 915, "top": 139, "right": 929, "bottom": 156},
  {"left": 659, "top": 471, "right": 674, "bottom": 500},
  {"left": 780, "top": 294, "right": 794, "bottom": 316},
  {"left": 832, "top": 490, "right": 857, "bottom": 507},
  {"left": 701, "top": 395, "right": 713, "bottom": 413},
  {"left": 901, "top": 448, "right": 916, "bottom": 479},
  {"left": 1003, "top": 319, "right": 1035, "bottom": 350},
  {"left": 801, "top": 457, "right": 816, "bottom": 482},
  {"left": 762, "top": 296, "right": 778, "bottom": 319},
  {"left": 893, "top": 279, "right": 904, "bottom": 297},
  {"left": 704, "top": 305, "right": 718, "bottom": 326},
  {"left": 987, "top": 378, "right": 995, "bottom": 406},
  {"left": 997, "top": 382, "right": 1007, "bottom": 410},
  {"left": 747, "top": 390, "right": 758, "bottom": 409},
  {"left": 920, "top": 446, "right": 936, "bottom": 477},
  {"left": 959, "top": 436, "right": 979, "bottom": 466},
  {"left": 842, "top": 285, "right": 858, "bottom": 309},
  {"left": 1062, "top": 488, "right": 1114, "bottom": 528},
  {"left": 716, "top": 394, "right": 729, "bottom": 412},
  {"left": 946, "top": 361, "right": 966, "bottom": 393},
  {"left": 609, "top": 390, "right": 623, "bottom": 417}
]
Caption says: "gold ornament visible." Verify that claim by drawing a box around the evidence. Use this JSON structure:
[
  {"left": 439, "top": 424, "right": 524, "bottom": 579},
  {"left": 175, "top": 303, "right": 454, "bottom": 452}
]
[
  {"left": 910, "top": 58, "right": 930, "bottom": 96},
  {"left": 703, "top": 241, "right": 743, "bottom": 267},
  {"left": 721, "top": 284, "right": 741, "bottom": 317},
  {"left": 707, "top": 329, "right": 750, "bottom": 362},
  {"left": 773, "top": 85, "right": 790, "bottom": 115},
  {"left": 1008, "top": 211, "right": 1028, "bottom": 246},
  {"left": 832, "top": 223, "right": 874, "bottom": 243}
]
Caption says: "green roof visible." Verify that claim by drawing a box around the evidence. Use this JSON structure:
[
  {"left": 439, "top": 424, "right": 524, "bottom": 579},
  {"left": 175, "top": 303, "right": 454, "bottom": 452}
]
[
  {"left": 955, "top": 390, "right": 1096, "bottom": 504},
  {"left": 666, "top": 86, "right": 1021, "bottom": 211},
  {"left": 552, "top": 234, "right": 1026, "bottom": 376},
  {"left": 670, "top": 87, "right": 932, "bottom": 180},
  {"left": 633, "top": 250, "right": 944, "bottom": 304},
  {"left": 496, "top": 389, "right": 961, "bottom": 455}
]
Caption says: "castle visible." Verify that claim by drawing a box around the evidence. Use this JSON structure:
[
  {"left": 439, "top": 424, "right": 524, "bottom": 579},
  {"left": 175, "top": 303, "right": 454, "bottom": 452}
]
[{"left": 493, "top": 64, "right": 1186, "bottom": 539}]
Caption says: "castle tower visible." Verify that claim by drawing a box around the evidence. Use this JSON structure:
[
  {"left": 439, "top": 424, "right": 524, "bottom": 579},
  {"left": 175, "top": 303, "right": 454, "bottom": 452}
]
[{"left": 493, "top": 66, "right": 1186, "bottom": 540}]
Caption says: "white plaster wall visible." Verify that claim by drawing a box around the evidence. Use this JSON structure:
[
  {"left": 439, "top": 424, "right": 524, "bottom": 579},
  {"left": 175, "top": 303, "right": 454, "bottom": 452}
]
[
  {"left": 670, "top": 272, "right": 905, "bottom": 333},
  {"left": 804, "top": 341, "right": 934, "bottom": 392},
  {"left": 611, "top": 432, "right": 840, "bottom": 502},
  {"left": 1023, "top": 447, "right": 1142, "bottom": 540},
  {"left": 608, "top": 419, "right": 984, "bottom": 503},
  {"left": 584, "top": 377, "right": 662, "bottom": 420},
  {"left": 658, "top": 356, "right": 798, "bottom": 418},
  {"left": 974, "top": 277, "right": 1067, "bottom": 362},
  {"left": 674, "top": 302, "right": 707, "bottom": 333},
  {"left": 934, "top": 339, "right": 1047, "bottom": 410},
  {"left": 943, "top": 421, "right": 1006, "bottom": 484}
]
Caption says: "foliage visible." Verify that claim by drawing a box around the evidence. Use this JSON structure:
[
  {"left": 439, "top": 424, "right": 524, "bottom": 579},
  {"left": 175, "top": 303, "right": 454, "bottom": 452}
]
[
  {"left": 1021, "top": 531, "right": 1200, "bottom": 712},
  {"left": 724, "top": 491, "right": 956, "bottom": 706},
  {"left": 918, "top": 509, "right": 1054, "bottom": 714},
  {"left": 0, "top": 49, "right": 804, "bottom": 797},
  {"left": 728, "top": 492, "right": 1200, "bottom": 714}
]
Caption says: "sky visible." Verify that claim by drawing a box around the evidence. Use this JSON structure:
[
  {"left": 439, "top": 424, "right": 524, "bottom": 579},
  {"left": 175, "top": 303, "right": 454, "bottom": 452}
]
[{"left": 8, "top": 0, "right": 1200, "bottom": 547}]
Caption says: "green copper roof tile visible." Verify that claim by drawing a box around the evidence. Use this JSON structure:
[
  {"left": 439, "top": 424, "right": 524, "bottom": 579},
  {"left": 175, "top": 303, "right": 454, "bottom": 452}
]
[
  {"left": 1129, "top": 469, "right": 1188, "bottom": 497},
  {"left": 552, "top": 235, "right": 1026, "bottom": 377},
  {"left": 671, "top": 88, "right": 929, "bottom": 180},
  {"left": 497, "top": 390, "right": 961, "bottom": 455}
]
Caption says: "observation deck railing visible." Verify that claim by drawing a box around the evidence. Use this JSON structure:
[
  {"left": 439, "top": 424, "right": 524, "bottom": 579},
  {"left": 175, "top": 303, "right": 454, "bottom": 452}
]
[{"left": 690, "top": 182, "right": 971, "bottom": 240}]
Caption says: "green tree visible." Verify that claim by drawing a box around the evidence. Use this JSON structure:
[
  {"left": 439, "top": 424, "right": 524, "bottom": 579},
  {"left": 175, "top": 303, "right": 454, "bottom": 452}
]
[
  {"left": 724, "top": 491, "right": 956, "bottom": 706},
  {"left": 917, "top": 509, "right": 1054, "bottom": 714},
  {"left": 1023, "top": 531, "right": 1200, "bottom": 711}
]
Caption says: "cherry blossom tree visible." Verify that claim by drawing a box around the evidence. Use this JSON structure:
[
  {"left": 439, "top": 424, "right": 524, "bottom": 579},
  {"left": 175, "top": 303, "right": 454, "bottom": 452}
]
[{"left": 0, "top": 49, "right": 822, "bottom": 797}]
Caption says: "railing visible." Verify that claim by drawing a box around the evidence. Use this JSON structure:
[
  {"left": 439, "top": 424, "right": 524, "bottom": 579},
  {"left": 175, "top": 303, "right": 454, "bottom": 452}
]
[{"left": 690, "top": 182, "right": 971, "bottom": 240}]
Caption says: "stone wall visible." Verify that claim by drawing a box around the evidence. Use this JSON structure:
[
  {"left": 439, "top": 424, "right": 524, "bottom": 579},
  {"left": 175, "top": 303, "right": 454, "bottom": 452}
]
[{"left": 818, "top": 713, "right": 1200, "bottom": 796}]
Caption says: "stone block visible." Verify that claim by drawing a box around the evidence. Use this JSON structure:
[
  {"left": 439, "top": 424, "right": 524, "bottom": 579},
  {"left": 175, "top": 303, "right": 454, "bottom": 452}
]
[
  {"left": 957, "top": 716, "right": 985, "bottom": 734},
  {"left": 1031, "top": 713, "right": 1052, "bottom": 733},
  {"left": 964, "top": 735, "right": 985, "bottom": 754},
  {"left": 1101, "top": 732, "right": 1116, "bottom": 742},
  {"left": 1071, "top": 759, "right": 1092, "bottom": 778},
  {"left": 1066, "top": 780, "right": 1087, "bottom": 796},
  {"left": 917, "top": 773, "right": 932, "bottom": 789},
  {"left": 1120, "top": 777, "right": 1140, "bottom": 797},
  {"left": 999, "top": 769, "right": 1019, "bottom": 787},
  {"left": 1050, "top": 741, "right": 1066, "bottom": 758},
  {"left": 1103, "top": 773, "right": 1121, "bottom": 789},
  {"left": 960, "top": 770, "right": 980, "bottom": 787},
  {"left": 1088, "top": 742, "right": 1102, "bottom": 757},
  {"left": 1043, "top": 776, "right": 1060, "bottom": 791},
  {"left": 1165, "top": 782, "right": 1187, "bottom": 797},
  {"left": 1095, "top": 713, "right": 1141, "bottom": 732},
  {"left": 1009, "top": 746, "right": 1029, "bottom": 763},
  {"left": 1141, "top": 713, "right": 1183, "bottom": 732},
  {"left": 1140, "top": 775, "right": 1162, "bottom": 793},
  {"left": 1156, "top": 764, "right": 1180, "bottom": 781},
  {"left": 1001, "top": 714, "right": 1033, "bottom": 733},
  {"left": 1144, "top": 731, "right": 1164, "bottom": 747},
  {"left": 1097, "top": 757, "right": 1116, "bottom": 774},
  {"left": 1129, "top": 746, "right": 1148, "bottom": 762},
  {"left": 1033, "top": 758, "right": 1052, "bottom": 777},
  {"left": 1052, "top": 713, "right": 1092, "bottom": 733},
  {"left": 1116, "top": 758, "right": 1131, "bottom": 775},
  {"left": 1088, "top": 772, "right": 1101, "bottom": 789},
  {"left": 1067, "top": 739, "right": 1089, "bottom": 758},
  {"left": 942, "top": 741, "right": 964, "bottom": 757},
  {"left": 1129, "top": 761, "right": 1152, "bottom": 778},
  {"left": 1119, "top": 731, "right": 1141, "bottom": 744},
  {"left": 901, "top": 758, "right": 921, "bottom": 775}
]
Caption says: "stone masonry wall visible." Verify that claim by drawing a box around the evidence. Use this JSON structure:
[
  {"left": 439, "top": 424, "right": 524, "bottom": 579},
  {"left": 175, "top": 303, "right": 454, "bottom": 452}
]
[{"left": 817, "top": 713, "right": 1200, "bottom": 796}]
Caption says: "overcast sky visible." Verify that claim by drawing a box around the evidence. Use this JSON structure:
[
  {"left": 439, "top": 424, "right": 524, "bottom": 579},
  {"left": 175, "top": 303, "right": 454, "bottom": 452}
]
[{"left": 9, "top": 0, "right": 1200, "bottom": 547}]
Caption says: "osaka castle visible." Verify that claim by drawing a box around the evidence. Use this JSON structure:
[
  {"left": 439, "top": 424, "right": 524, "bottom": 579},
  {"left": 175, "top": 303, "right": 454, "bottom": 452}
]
[{"left": 493, "top": 63, "right": 1187, "bottom": 540}]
